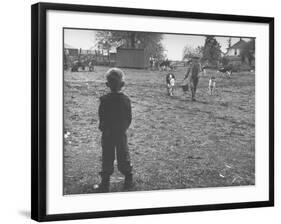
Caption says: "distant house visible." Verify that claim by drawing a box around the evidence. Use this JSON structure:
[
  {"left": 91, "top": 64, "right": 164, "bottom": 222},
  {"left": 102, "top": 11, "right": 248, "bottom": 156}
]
[
  {"left": 225, "top": 39, "right": 247, "bottom": 57},
  {"left": 224, "top": 38, "right": 255, "bottom": 67},
  {"left": 116, "top": 47, "right": 149, "bottom": 69}
]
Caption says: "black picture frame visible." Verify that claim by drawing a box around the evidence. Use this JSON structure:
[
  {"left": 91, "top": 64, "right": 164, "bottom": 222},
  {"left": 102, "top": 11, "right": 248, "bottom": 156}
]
[{"left": 31, "top": 2, "right": 274, "bottom": 222}]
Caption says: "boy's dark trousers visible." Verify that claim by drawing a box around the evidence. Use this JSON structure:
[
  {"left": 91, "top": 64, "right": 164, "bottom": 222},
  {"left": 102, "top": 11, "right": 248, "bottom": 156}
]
[{"left": 100, "top": 131, "right": 132, "bottom": 178}]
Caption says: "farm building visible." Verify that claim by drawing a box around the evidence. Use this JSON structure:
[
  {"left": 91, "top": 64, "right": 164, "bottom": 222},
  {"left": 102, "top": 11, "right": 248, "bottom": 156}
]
[
  {"left": 116, "top": 47, "right": 149, "bottom": 69},
  {"left": 225, "top": 39, "right": 247, "bottom": 57},
  {"left": 64, "top": 43, "right": 78, "bottom": 56},
  {"left": 224, "top": 38, "right": 255, "bottom": 67}
]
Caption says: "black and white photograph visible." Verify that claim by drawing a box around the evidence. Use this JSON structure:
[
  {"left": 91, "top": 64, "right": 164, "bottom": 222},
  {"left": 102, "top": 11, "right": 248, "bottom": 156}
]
[
  {"left": 0, "top": 0, "right": 278, "bottom": 223},
  {"left": 63, "top": 28, "right": 256, "bottom": 195},
  {"left": 30, "top": 2, "right": 274, "bottom": 221}
]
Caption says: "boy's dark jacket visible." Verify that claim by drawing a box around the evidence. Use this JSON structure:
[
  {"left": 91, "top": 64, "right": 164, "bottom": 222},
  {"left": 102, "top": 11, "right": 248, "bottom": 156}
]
[{"left": 98, "top": 92, "right": 132, "bottom": 133}]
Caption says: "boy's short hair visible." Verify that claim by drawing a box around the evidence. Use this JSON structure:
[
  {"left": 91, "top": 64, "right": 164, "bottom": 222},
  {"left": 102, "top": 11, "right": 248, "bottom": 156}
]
[{"left": 106, "top": 68, "right": 125, "bottom": 85}]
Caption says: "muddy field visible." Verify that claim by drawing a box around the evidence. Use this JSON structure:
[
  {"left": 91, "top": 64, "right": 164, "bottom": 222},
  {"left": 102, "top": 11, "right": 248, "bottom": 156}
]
[{"left": 63, "top": 66, "right": 255, "bottom": 195}]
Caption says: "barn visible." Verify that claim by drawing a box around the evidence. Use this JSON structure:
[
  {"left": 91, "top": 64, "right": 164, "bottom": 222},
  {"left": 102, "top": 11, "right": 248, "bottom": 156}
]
[{"left": 116, "top": 47, "right": 149, "bottom": 69}]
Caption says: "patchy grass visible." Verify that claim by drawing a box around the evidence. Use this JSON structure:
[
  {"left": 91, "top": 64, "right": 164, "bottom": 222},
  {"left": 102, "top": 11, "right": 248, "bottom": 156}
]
[{"left": 63, "top": 66, "right": 255, "bottom": 194}]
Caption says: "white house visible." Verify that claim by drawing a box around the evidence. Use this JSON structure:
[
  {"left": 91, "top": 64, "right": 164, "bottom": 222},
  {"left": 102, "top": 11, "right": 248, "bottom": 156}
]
[{"left": 225, "top": 39, "right": 247, "bottom": 56}]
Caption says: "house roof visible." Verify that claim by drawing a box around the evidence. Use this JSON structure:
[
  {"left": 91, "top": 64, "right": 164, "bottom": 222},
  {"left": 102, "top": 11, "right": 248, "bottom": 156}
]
[{"left": 229, "top": 39, "right": 247, "bottom": 49}]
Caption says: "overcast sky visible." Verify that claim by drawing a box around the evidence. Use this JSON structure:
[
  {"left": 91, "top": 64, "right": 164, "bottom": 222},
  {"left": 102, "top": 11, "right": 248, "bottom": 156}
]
[{"left": 64, "top": 29, "right": 249, "bottom": 61}]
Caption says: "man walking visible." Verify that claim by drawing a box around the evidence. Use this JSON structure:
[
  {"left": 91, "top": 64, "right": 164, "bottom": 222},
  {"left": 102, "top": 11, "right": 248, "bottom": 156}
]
[{"left": 183, "top": 55, "right": 201, "bottom": 101}]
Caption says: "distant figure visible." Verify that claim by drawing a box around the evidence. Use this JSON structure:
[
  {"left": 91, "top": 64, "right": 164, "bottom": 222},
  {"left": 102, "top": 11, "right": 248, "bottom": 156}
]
[
  {"left": 95, "top": 68, "right": 133, "bottom": 193},
  {"left": 159, "top": 59, "right": 170, "bottom": 71},
  {"left": 154, "top": 59, "right": 160, "bottom": 71},
  {"left": 201, "top": 65, "right": 207, "bottom": 76},
  {"left": 88, "top": 60, "right": 94, "bottom": 72},
  {"left": 208, "top": 76, "right": 216, "bottom": 95},
  {"left": 149, "top": 56, "right": 153, "bottom": 70},
  {"left": 166, "top": 73, "right": 176, "bottom": 96},
  {"left": 152, "top": 58, "right": 156, "bottom": 70},
  {"left": 183, "top": 56, "right": 201, "bottom": 101}
]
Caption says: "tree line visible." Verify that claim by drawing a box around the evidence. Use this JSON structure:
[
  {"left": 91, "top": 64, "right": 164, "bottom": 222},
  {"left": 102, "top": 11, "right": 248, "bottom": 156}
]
[
  {"left": 95, "top": 31, "right": 255, "bottom": 66},
  {"left": 183, "top": 36, "right": 255, "bottom": 67}
]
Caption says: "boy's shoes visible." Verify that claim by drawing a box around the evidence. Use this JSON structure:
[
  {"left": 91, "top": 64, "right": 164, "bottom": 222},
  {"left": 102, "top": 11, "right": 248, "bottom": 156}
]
[
  {"left": 94, "top": 183, "right": 109, "bottom": 193},
  {"left": 94, "top": 175, "right": 134, "bottom": 192},
  {"left": 94, "top": 176, "right": 110, "bottom": 193},
  {"left": 123, "top": 174, "right": 134, "bottom": 190}
]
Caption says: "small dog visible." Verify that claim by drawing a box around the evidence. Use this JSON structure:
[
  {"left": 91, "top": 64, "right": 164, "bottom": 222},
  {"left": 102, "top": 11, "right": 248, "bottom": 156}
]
[
  {"left": 166, "top": 73, "right": 176, "bottom": 96},
  {"left": 208, "top": 76, "right": 216, "bottom": 95}
]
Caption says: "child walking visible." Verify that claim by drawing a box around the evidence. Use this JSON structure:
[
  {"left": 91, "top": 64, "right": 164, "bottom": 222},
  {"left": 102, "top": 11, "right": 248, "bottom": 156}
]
[{"left": 95, "top": 68, "right": 133, "bottom": 193}]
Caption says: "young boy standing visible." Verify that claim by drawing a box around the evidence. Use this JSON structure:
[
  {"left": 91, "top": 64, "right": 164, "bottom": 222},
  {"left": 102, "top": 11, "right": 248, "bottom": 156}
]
[{"left": 95, "top": 68, "right": 133, "bottom": 193}]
